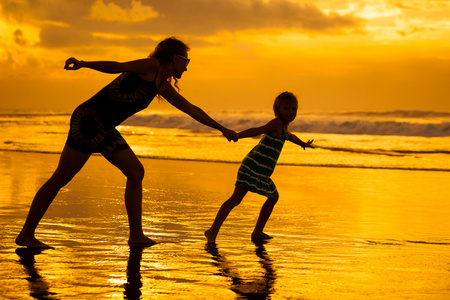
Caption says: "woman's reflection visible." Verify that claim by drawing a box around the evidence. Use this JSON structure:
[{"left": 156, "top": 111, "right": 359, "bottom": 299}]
[
  {"left": 205, "top": 240, "right": 277, "bottom": 299},
  {"left": 124, "top": 244, "right": 150, "bottom": 300},
  {"left": 15, "top": 248, "right": 57, "bottom": 300}
]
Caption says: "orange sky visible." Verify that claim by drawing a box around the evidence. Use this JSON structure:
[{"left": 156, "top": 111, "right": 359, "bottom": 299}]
[{"left": 1, "top": 0, "right": 449, "bottom": 113}]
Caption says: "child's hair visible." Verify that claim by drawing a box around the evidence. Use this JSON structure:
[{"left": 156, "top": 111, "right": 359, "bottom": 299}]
[{"left": 273, "top": 91, "right": 298, "bottom": 117}]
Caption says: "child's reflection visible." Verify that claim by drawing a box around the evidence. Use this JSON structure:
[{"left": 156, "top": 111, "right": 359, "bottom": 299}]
[
  {"left": 15, "top": 248, "right": 57, "bottom": 300},
  {"left": 205, "top": 240, "right": 276, "bottom": 299}
]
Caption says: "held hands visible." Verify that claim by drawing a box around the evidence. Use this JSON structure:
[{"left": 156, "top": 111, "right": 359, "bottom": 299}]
[
  {"left": 64, "top": 57, "right": 83, "bottom": 71},
  {"left": 301, "top": 139, "right": 314, "bottom": 150},
  {"left": 222, "top": 128, "right": 238, "bottom": 142}
]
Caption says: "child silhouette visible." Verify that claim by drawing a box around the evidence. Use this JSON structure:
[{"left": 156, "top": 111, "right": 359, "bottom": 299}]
[{"left": 205, "top": 92, "right": 314, "bottom": 243}]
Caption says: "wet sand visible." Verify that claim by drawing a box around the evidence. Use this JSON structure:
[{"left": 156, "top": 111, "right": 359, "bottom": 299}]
[{"left": 1, "top": 150, "right": 449, "bottom": 299}]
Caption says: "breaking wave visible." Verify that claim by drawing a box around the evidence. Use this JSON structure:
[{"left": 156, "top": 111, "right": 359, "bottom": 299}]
[{"left": 124, "top": 110, "right": 450, "bottom": 137}]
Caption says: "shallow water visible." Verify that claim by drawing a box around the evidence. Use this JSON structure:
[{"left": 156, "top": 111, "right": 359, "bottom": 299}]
[
  {"left": 1, "top": 151, "right": 449, "bottom": 299},
  {"left": 1, "top": 111, "right": 450, "bottom": 172}
]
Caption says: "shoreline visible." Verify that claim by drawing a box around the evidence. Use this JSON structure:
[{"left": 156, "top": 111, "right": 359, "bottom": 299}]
[{"left": 1, "top": 149, "right": 448, "bottom": 173}]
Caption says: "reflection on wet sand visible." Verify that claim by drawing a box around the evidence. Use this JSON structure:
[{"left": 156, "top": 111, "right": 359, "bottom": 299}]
[
  {"left": 206, "top": 240, "right": 276, "bottom": 299},
  {"left": 124, "top": 245, "right": 150, "bottom": 300},
  {"left": 4, "top": 153, "right": 449, "bottom": 299},
  {"left": 15, "top": 248, "right": 57, "bottom": 300}
]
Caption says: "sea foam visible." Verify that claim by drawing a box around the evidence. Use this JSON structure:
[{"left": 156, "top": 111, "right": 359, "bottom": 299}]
[{"left": 123, "top": 110, "right": 450, "bottom": 137}]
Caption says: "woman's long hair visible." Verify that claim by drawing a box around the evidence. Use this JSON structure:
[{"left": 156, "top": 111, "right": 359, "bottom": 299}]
[{"left": 149, "top": 37, "right": 190, "bottom": 93}]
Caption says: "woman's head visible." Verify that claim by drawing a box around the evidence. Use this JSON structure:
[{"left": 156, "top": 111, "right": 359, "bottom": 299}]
[
  {"left": 150, "top": 37, "right": 190, "bottom": 91},
  {"left": 273, "top": 91, "right": 299, "bottom": 123},
  {"left": 149, "top": 37, "right": 190, "bottom": 65}
]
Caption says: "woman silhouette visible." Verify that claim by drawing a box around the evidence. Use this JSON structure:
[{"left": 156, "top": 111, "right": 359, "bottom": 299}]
[{"left": 16, "top": 37, "right": 237, "bottom": 249}]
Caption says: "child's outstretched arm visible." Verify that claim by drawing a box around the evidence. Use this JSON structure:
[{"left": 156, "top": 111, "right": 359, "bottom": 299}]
[
  {"left": 289, "top": 133, "right": 314, "bottom": 150},
  {"left": 238, "top": 119, "right": 283, "bottom": 139}
]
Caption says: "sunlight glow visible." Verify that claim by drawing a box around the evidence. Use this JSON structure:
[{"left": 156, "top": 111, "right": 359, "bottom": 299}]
[
  {"left": 357, "top": 4, "right": 401, "bottom": 19},
  {"left": 92, "top": 32, "right": 129, "bottom": 40},
  {"left": 107, "top": 275, "right": 127, "bottom": 285},
  {"left": 329, "top": 1, "right": 402, "bottom": 19},
  {"left": 1, "top": 0, "right": 449, "bottom": 112}
]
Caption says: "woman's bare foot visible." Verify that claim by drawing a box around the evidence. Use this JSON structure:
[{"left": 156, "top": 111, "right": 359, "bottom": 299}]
[
  {"left": 251, "top": 232, "right": 273, "bottom": 240},
  {"left": 204, "top": 229, "right": 217, "bottom": 244},
  {"left": 128, "top": 235, "right": 157, "bottom": 246},
  {"left": 15, "top": 233, "right": 53, "bottom": 249}
]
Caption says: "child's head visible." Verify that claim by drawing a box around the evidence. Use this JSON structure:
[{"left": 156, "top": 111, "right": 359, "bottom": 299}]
[{"left": 273, "top": 91, "right": 299, "bottom": 122}]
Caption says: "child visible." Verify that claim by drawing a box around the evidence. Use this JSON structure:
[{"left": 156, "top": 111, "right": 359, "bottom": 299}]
[{"left": 205, "top": 91, "right": 314, "bottom": 243}]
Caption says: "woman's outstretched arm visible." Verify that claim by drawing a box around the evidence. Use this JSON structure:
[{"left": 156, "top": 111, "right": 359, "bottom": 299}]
[
  {"left": 64, "top": 57, "right": 158, "bottom": 74},
  {"left": 159, "top": 82, "right": 237, "bottom": 142}
]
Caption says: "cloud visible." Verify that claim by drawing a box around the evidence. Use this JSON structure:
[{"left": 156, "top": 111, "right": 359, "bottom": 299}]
[
  {"left": 2, "top": 0, "right": 363, "bottom": 51},
  {"left": 88, "top": 0, "right": 159, "bottom": 22},
  {"left": 13, "top": 29, "right": 28, "bottom": 46},
  {"left": 395, "top": 3, "right": 418, "bottom": 10},
  {"left": 146, "top": 0, "right": 363, "bottom": 35},
  {"left": 39, "top": 25, "right": 93, "bottom": 48},
  {"left": 0, "top": 0, "right": 91, "bottom": 24}
]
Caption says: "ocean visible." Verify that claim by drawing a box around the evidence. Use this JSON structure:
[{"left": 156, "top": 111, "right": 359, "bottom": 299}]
[{"left": 1, "top": 109, "right": 449, "bottom": 172}]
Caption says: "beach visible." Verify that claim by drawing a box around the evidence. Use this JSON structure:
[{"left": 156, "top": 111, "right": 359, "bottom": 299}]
[{"left": 1, "top": 150, "right": 449, "bottom": 299}]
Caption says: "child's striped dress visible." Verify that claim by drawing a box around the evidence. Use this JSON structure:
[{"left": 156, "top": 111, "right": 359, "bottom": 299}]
[{"left": 235, "top": 131, "right": 289, "bottom": 198}]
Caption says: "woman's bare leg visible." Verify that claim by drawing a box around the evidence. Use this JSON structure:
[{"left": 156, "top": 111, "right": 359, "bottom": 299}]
[
  {"left": 251, "top": 195, "right": 279, "bottom": 240},
  {"left": 103, "top": 148, "right": 155, "bottom": 246},
  {"left": 204, "top": 186, "right": 247, "bottom": 244},
  {"left": 16, "top": 145, "right": 91, "bottom": 249}
]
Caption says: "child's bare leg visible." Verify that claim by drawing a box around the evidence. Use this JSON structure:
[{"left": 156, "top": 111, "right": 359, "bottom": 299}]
[
  {"left": 103, "top": 149, "right": 156, "bottom": 246},
  {"left": 205, "top": 186, "right": 247, "bottom": 244},
  {"left": 16, "top": 146, "right": 90, "bottom": 249},
  {"left": 252, "top": 195, "right": 279, "bottom": 240}
]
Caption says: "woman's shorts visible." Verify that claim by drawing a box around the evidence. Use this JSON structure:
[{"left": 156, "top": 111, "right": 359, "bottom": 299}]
[{"left": 65, "top": 107, "right": 130, "bottom": 154}]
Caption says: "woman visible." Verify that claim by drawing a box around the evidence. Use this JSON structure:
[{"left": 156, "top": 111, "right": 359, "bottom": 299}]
[{"left": 16, "top": 37, "right": 237, "bottom": 249}]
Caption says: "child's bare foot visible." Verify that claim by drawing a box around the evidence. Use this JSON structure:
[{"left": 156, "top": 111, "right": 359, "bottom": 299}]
[
  {"left": 15, "top": 234, "right": 53, "bottom": 249},
  {"left": 251, "top": 232, "right": 273, "bottom": 240},
  {"left": 128, "top": 235, "right": 157, "bottom": 246},
  {"left": 204, "top": 229, "right": 217, "bottom": 244}
]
